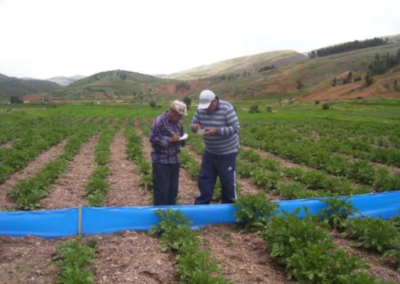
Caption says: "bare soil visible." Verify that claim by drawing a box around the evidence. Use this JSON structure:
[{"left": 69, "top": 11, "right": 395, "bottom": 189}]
[
  {"left": 105, "top": 122, "right": 151, "bottom": 207},
  {"left": 199, "top": 225, "right": 292, "bottom": 284},
  {"left": 40, "top": 135, "right": 100, "bottom": 210},
  {"left": 0, "top": 142, "right": 13, "bottom": 149},
  {"left": 93, "top": 231, "right": 177, "bottom": 284},
  {"left": 0, "top": 235, "right": 68, "bottom": 284},
  {"left": 0, "top": 139, "right": 68, "bottom": 211}
]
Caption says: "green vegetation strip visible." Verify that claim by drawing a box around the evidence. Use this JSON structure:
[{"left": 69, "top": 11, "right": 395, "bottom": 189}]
[
  {"left": 318, "top": 196, "right": 400, "bottom": 272},
  {"left": 8, "top": 119, "right": 104, "bottom": 210},
  {"left": 0, "top": 117, "right": 80, "bottom": 184},
  {"left": 234, "top": 194, "right": 395, "bottom": 284},
  {"left": 240, "top": 121, "right": 400, "bottom": 190},
  {"left": 53, "top": 238, "right": 97, "bottom": 284},
  {"left": 84, "top": 119, "right": 123, "bottom": 206},
  {"left": 125, "top": 119, "right": 153, "bottom": 191},
  {"left": 150, "top": 208, "right": 233, "bottom": 284}
]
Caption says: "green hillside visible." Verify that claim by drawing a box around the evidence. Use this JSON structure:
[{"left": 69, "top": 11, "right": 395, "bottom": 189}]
[
  {"left": 0, "top": 75, "right": 61, "bottom": 101},
  {"left": 166, "top": 50, "right": 308, "bottom": 80},
  {"left": 49, "top": 70, "right": 187, "bottom": 101}
]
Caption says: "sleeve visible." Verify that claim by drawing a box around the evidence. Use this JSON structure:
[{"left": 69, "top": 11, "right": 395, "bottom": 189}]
[
  {"left": 190, "top": 110, "right": 200, "bottom": 133},
  {"left": 180, "top": 123, "right": 186, "bottom": 147},
  {"left": 217, "top": 107, "right": 240, "bottom": 136},
  {"left": 150, "top": 118, "right": 170, "bottom": 147}
]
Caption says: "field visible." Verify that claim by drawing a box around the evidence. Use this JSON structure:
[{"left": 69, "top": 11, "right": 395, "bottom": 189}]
[{"left": 1, "top": 100, "right": 400, "bottom": 284}]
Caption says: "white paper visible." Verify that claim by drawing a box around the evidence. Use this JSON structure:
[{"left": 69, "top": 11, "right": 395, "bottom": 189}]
[{"left": 179, "top": 133, "right": 188, "bottom": 140}]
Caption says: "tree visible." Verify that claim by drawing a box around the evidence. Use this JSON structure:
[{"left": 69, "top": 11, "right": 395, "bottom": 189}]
[
  {"left": 175, "top": 81, "right": 191, "bottom": 95},
  {"left": 249, "top": 104, "right": 259, "bottom": 113},
  {"left": 365, "top": 72, "right": 374, "bottom": 87},
  {"left": 10, "top": 96, "right": 23, "bottom": 104},
  {"left": 183, "top": 95, "right": 191, "bottom": 109},
  {"left": 322, "top": 103, "right": 330, "bottom": 110},
  {"left": 397, "top": 48, "right": 400, "bottom": 63}
]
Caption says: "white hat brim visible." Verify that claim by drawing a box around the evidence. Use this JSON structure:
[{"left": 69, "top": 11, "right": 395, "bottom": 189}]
[{"left": 198, "top": 102, "right": 211, "bottom": 109}]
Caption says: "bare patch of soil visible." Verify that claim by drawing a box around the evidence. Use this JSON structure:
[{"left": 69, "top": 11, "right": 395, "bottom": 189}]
[
  {"left": 93, "top": 231, "right": 177, "bottom": 284},
  {"left": 0, "top": 142, "right": 13, "bottom": 149},
  {"left": 0, "top": 235, "right": 68, "bottom": 284},
  {"left": 40, "top": 135, "right": 100, "bottom": 210},
  {"left": 199, "top": 225, "right": 292, "bottom": 284},
  {"left": 135, "top": 121, "right": 199, "bottom": 205},
  {"left": 105, "top": 122, "right": 151, "bottom": 207},
  {"left": 329, "top": 230, "right": 400, "bottom": 283},
  {"left": 0, "top": 139, "right": 68, "bottom": 211}
]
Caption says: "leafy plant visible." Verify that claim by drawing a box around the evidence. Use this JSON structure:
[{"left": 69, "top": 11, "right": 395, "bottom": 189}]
[
  {"left": 233, "top": 193, "right": 278, "bottom": 232},
  {"left": 318, "top": 196, "right": 361, "bottom": 229}
]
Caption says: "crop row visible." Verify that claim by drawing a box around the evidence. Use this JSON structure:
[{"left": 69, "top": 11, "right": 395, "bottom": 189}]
[
  {"left": 234, "top": 194, "right": 396, "bottom": 284},
  {"left": 0, "top": 117, "right": 84, "bottom": 184},
  {"left": 240, "top": 124, "right": 400, "bottom": 189},
  {"left": 150, "top": 208, "right": 232, "bottom": 283},
  {"left": 125, "top": 119, "right": 153, "bottom": 193},
  {"left": 7, "top": 118, "right": 105, "bottom": 210},
  {"left": 243, "top": 119, "right": 400, "bottom": 168},
  {"left": 85, "top": 119, "right": 123, "bottom": 206}
]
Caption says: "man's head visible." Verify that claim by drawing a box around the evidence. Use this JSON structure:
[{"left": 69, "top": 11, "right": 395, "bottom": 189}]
[
  {"left": 198, "top": 90, "right": 218, "bottom": 114},
  {"left": 168, "top": 100, "right": 187, "bottom": 122}
]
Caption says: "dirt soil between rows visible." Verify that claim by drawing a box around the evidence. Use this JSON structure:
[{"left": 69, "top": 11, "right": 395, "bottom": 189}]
[
  {"left": 105, "top": 121, "right": 151, "bottom": 207},
  {"left": 40, "top": 135, "right": 100, "bottom": 209},
  {"left": 0, "top": 139, "right": 68, "bottom": 211}
]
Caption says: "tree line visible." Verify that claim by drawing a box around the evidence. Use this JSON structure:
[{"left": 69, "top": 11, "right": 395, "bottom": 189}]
[{"left": 309, "top": 37, "right": 388, "bottom": 58}]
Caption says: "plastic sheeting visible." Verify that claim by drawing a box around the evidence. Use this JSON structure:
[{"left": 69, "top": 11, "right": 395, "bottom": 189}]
[{"left": 0, "top": 191, "right": 399, "bottom": 239}]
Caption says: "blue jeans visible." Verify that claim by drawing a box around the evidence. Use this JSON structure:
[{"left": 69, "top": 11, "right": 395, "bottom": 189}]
[
  {"left": 153, "top": 163, "right": 180, "bottom": 205},
  {"left": 195, "top": 151, "right": 237, "bottom": 205}
]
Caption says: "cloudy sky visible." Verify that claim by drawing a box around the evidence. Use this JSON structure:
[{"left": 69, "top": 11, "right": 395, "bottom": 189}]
[{"left": 0, "top": 0, "right": 399, "bottom": 79}]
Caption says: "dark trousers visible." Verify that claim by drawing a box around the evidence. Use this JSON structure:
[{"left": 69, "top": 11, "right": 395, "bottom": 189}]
[
  {"left": 195, "top": 151, "right": 237, "bottom": 205},
  {"left": 153, "top": 163, "right": 180, "bottom": 206}
]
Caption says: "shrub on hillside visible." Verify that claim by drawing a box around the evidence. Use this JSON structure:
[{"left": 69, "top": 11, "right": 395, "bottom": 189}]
[
  {"left": 322, "top": 103, "right": 330, "bottom": 110},
  {"left": 249, "top": 104, "right": 259, "bottom": 113}
]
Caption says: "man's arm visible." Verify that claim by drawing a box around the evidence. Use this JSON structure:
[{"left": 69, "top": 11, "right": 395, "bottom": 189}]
[
  {"left": 150, "top": 119, "right": 177, "bottom": 147},
  {"left": 217, "top": 107, "right": 240, "bottom": 136},
  {"left": 190, "top": 110, "right": 201, "bottom": 132}
]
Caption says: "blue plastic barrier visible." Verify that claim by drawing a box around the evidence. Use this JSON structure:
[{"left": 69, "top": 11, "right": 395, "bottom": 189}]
[{"left": 0, "top": 191, "right": 399, "bottom": 239}]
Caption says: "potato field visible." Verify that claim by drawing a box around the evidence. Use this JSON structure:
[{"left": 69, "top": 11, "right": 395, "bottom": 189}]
[{"left": 1, "top": 100, "right": 400, "bottom": 284}]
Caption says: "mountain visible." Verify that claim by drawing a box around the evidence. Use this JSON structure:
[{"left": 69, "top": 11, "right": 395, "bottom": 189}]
[
  {"left": 47, "top": 75, "right": 85, "bottom": 86},
  {"left": 0, "top": 75, "right": 61, "bottom": 101},
  {"left": 166, "top": 50, "right": 308, "bottom": 80},
  {"left": 49, "top": 70, "right": 199, "bottom": 101}
]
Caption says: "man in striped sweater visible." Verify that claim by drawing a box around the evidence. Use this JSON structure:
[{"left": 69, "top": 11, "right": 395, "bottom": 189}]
[{"left": 191, "top": 90, "right": 240, "bottom": 204}]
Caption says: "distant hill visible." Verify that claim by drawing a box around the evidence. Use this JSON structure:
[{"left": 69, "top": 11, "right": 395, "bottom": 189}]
[
  {"left": 47, "top": 75, "right": 85, "bottom": 86},
  {"left": 166, "top": 50, "right": 308, "bottom": 80},
  {"left": 49, "top": 70, "right": 200, "bottom": 101},
  {"left": 0, "top": 75, "right": 61, "bottom": 101}
]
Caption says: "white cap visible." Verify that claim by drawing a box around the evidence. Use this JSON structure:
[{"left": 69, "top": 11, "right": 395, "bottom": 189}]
[{"left": 198, "top": 90, "right": 216, "bottom": 109}]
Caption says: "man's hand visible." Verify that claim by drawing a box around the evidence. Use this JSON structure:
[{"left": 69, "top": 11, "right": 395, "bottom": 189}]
[
  {"left": 204, "top": 128, "right": 217, "bottom": 136},
  {"left": 169, "top": 134, "right": 181, "bottom": 143},
  {"left": 191, "top": 123, "right": 201, "bottom": 131}
]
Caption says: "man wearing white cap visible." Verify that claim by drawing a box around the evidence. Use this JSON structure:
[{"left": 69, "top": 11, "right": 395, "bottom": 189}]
[
  {"left": 150, "top": 100, "right": 187, "bottom": 205},
  {"left": 191, "top": 90, "right": 240, "bottom": 204}
]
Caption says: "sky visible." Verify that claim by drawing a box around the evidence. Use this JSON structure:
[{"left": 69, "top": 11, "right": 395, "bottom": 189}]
[{"left": 0, "top": 0, "right": 399, "bottom": 80}]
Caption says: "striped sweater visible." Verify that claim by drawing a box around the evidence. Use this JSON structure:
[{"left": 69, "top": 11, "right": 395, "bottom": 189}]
[{"left": 191, "top": 99, "right": 240, "bottom": 155}]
